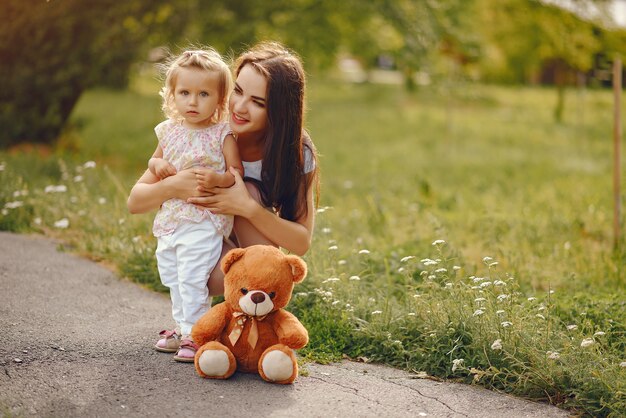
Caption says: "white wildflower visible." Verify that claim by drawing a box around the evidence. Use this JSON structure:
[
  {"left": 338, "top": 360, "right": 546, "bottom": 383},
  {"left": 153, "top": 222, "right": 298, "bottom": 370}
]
[
  {"left": 349, "top": 275, "right": 361, "bottom": 281},
  {"left": 473, "top": 309, "right": 484, "bottom": 317},
  {"left": 422, "top": 259, "right": 438, "bottom": 266},
  {"left": 371, "top": 310, "right": 382, "bottom": 315},
  {"left": 473, "top": 277, "right": 485, "bottom": 283},
  {"left": 566, "top": 325, "right": 578, "bottom": 331},
  {"left": 400, "top": 256, "right": 415, "bottom": 263},
  {"left": 432, "top": 239, "right": 446, "bottom": 246},
  {"left": 536, "top": 314, "right": 546, "bottom": 320},
  {"left": 427, "top": 275, "right": 436, "bottom": 280},
  {"left": 435, "top": 268, "right": 447, "bottom": 273},
  {"left": 358, "top": 249, "right": 370, "bottom": 255},
  {"left": 489, "top": 262, "right": 499, "bottom": 267},
  {"left": 296, "top": 292, "right": 308, "bottom": 297},
  {"left": 118, "top": 219, "right": 125, "bottom": 225},
  {"left": 73, "top": 175, "right": 83, "bottom": 182},
  {"left": 479, "top": 281, "right": 492, "bottom": 288},
  {"left": 83, "top": 161, "right": 96, "bottom": 168},
  {"left": 98, "top": 197, "right": 106, "bottom": 204},
  {"left": 322, "top": 227, "right": 331, "bottom": 234},
  {"left": 331, "top": 300, "right": 341, "bottom": 306},
  {"left": 451, "top": 358, "right": 464, "bottom": 372},
  {"left": 580, "top": 338, "right": 594, "bottom": 348},
  {"left": 496, "top": 310, "right": 505, "bottom": 315},
  {"left": 620, "top": 361, "right": 626, "bottom": 368},
  {"left": 482, "top": 256, "right": 493, "bottom": 263},
  {"left": 131, "top": 236, "right": 141, "bottom": 243},
  {"left": 420, "top": 271, "right": 428, "bottom": 277},
  {"left": 33, "top": 217, "right": 42, "bottom": 225},
  {"left": 593, "top": 331, "right": 605, "bottom": 337},
  {"left": 0, "top": 163, "right": 5, "bottom": 171},
  {"left": 70, "top": 196, "right": 78, "bottom": 203},
  {"left": 322, "top": 277, "right": 340, "bottom": 283},
  {"left": 501, "top": 321, "right": 513, "bottom": 328},
  {"left": 494, "top": 280, "right": 506, "bottom": 286},
  {"left": 497, "top": 294, "right": 509, "bottom": 302},
  {"left": 547, "top": 351, "right": 560, "bottom": 360},
  {"left": 408, "top": 312, "right": 416, "bottom": 316},
  {"left": 491, "top": 339, "right": 503, "bottom": 351},
  {"left": 4, "top": 201, "right": 23, "bottom": 209},
  {"left": 444, "top": 283, "right": 453, "bottom": 289},
  {"left": 527, "top": 297, "right": 537, "bottom": 302},
  {"left": 549, "top": 290, "right": 555, "bottom": 294},
  {"left": 397, "top": 267, "right": 405, "bottom": 273},
  {"left": 563, "top": 241, "right": 571, "bottom": 250},
  {"left": 78, "top": 210, "right": 86, "bottom": 216},
  {"left": 328, "top": 245, "right": 338, "bottom": 251},
  {"left": 1, "top": 209, "right": 8, "bottom": 216},
  {"left": 338, "top": 260, "right": 347, "bottom": 265},
  {"left": 537, "top": 305, "right": 546, "bottom": 311},
  {"left": 368, "top": 297, "right": 376, "bottom": 303},
  {"left": 44, "top": 185, "right": 67, "bottom": 193},
  {"left": 54, "top": 218, "right": 69, "bottom": 229},
  {"left": 453, "top": 266, "right": 461, "bottom": 271},
  {"left": 474, "top": 298, "right": 486, "bottom": 303}
]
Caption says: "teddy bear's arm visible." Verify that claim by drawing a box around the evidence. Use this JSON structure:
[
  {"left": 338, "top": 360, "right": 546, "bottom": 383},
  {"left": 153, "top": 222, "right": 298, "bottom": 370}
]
[
  {"left": 191, "top": 303, "right": 231, "bottom": 345},
  {"left": 273, "top": 309, "right": 309, "bottom": 349}
]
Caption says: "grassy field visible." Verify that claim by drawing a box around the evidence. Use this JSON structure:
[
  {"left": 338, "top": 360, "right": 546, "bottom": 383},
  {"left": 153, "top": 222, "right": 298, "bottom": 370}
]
[{"left": 1, "top": 73, "right": 625, "bottom": 416}]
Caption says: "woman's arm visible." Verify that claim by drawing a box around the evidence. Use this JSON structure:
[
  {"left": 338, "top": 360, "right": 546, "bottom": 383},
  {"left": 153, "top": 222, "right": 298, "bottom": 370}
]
[
  {"left": 127, "top": 169, "right": 199, "bottom": 214},
  {"left": 188, "top": 168, "right": 315, "bottom": 255}
]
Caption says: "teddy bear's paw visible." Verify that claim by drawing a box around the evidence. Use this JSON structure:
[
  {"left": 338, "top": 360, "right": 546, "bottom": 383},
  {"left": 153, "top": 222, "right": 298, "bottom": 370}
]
[
  {"left": 259, "top": 346, "right": 298, "bottom": 384},
  {"left": 195, "top": 342, "right": 236, "bottom": 379}
]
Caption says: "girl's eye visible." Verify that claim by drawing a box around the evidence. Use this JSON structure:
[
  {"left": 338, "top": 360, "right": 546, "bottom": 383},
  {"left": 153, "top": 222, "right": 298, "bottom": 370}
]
[
  {"left": 200, "top": 92, "right": 209, "bottom": 97},
  {"left": 241, "top": 288, "right": 248, "bottom": 295},
  {"left": 268, "top": 292, "right": 276, "bottom": 299},
  {"left": 179, "top": 90, "right": 189, "bottom": 96}
]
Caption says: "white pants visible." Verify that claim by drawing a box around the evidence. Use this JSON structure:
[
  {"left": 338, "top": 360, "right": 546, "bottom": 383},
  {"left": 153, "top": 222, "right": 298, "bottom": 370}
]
[{"left": 155, "top": 221, "right": 222, "bottom": 336}]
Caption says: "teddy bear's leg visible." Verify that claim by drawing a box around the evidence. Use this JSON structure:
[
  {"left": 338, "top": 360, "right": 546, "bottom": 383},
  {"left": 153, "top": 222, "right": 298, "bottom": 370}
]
[
  {"left": 195, "top": 341, "right": 237, "bottom": 379},
  {"left": 258, "top": 344, "right": 298, "bottom": 384}
]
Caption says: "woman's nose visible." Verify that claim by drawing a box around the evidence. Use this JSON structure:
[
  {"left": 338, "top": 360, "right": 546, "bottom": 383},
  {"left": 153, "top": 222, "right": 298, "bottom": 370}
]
[{"left": 232, "top": 97, "right": 246, "bottom": 114}]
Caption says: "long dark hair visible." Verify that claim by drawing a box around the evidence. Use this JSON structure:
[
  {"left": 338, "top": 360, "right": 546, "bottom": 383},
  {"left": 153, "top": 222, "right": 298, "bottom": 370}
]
[{"left": 234, "top": 42, "right": 319, "bottom": 221}]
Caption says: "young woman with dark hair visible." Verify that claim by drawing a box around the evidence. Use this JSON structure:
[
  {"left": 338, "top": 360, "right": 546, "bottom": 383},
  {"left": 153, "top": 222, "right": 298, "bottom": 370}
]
[{"left": 127, "top": 41, "right": 320, "bottom": 296}]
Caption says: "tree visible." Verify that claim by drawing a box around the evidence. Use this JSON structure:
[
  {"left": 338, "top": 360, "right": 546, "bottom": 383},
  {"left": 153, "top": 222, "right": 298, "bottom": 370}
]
[{"left": 0, "top": 0, "right": 174, "bottom": 147}]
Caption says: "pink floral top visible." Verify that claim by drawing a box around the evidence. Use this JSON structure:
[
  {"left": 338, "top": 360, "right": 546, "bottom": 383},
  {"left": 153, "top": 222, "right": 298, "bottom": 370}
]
[{"left": 152, "top": 120, "right": 233, "bottom": 238}]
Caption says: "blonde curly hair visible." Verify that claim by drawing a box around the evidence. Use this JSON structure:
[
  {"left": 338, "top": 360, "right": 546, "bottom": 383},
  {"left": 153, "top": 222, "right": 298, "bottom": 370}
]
[{"left": 159, "top": 47, "right": 232, "bottom": 124}]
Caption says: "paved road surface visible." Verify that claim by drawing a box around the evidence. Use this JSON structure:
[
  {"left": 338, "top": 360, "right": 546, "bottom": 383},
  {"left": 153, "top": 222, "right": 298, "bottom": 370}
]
[{"left": 0, "top": 232, "right": 570, "bottom": 417}]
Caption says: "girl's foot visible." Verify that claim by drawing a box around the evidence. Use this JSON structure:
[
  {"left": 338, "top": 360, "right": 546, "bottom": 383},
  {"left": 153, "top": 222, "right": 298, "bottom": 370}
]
[
  {"left": 173, "top": 337, "right": 199, "bottom": 363},
  {"left": 154, "top": 329, "right": 180, "bottom": 353}
]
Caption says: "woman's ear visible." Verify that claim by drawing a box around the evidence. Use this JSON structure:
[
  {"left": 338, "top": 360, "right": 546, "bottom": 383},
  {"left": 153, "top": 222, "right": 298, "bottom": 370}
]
[
  {"left": 221, "top": 248, "right": 247, "bottom": 274},
  {"left": 285, "top": 255, "right": 307, "bottom": 283}
]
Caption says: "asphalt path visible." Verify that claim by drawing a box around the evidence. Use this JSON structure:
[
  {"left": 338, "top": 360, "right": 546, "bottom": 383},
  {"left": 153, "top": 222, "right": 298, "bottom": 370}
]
[{"left": 0, "top": 232, "right": 570, "bottom": 417}]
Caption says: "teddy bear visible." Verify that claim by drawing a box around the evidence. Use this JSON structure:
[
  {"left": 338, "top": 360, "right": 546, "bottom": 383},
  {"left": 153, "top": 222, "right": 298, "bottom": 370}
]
[{"left": 191, "top": 245, "right": 309, "bottom": 384}]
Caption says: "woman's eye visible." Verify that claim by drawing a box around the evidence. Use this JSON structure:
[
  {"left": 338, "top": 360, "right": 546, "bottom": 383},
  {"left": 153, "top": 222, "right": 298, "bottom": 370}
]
[
  {"left": 268, "top": 292, "right": 276, "bottom": 299},
  {"left": 253, "top": 101, "right": 265, "bottom": 108},
  {"left": 241, "top": 288, "right": 248, "bottom": 295}
]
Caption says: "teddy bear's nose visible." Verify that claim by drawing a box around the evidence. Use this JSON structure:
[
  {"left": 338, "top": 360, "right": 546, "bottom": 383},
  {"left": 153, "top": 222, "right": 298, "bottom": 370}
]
[{"left": 250, "top": 292, "right": 266, "bottom": 304}]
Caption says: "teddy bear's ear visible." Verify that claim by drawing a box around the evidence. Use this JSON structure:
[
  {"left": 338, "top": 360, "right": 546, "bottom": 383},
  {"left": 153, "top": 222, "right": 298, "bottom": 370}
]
[
  {"left": 221, "top": 248, "right": 247, "bottom": 274},
  {"left": 286, "top": 255, "right": 307, "bottom": 283}
]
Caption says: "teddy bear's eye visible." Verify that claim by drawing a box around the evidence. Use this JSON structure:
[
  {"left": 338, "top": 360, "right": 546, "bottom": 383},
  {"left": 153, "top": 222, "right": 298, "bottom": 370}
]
[
  {"left": 241, "top": 288, "right": 248, "bottom": 295},
  {"left": 268, "top": 292, "right": 276, "bottom": 299}
]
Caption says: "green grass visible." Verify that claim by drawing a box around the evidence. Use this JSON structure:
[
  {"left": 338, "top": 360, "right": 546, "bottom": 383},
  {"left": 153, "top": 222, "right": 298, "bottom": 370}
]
[{"left": 1, "top": 74, "right": 625, "bottom": 416}]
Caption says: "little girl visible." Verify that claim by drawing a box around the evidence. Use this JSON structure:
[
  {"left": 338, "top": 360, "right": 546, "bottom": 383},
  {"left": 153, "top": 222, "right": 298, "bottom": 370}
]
[{"left": 142, "top": 48, "right": 243, "bottom": 362}]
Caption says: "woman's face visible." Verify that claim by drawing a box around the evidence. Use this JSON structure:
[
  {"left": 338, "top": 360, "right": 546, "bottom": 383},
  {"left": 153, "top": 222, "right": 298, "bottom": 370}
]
[{"left": 229, "top": 64, "right": 268, "bottom": 139}]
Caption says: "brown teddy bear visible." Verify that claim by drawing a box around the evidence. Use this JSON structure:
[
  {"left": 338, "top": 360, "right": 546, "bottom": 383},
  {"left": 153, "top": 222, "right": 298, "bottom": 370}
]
[{"left": 191, "top": 245, "right": 308, "bottom": 384}]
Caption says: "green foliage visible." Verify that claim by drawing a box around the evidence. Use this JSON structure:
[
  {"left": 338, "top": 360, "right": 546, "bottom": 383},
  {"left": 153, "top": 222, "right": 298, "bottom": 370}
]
[{"left": 0, "top": 0, "right": 174, "bottom": 147}]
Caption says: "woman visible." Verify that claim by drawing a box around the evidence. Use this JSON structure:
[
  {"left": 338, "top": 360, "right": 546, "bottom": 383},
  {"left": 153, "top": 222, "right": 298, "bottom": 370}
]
[{"left": 127, "top": 41, "right": 320, "bottom": 296}]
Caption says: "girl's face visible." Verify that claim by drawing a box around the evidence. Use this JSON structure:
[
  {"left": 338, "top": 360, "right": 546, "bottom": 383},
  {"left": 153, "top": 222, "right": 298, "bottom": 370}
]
[
  {"left": 229, "top": 64, "right": 268, "bottom": 139},
  {"left": 173, "top": 67, "right": 221, "bottom": 129}
]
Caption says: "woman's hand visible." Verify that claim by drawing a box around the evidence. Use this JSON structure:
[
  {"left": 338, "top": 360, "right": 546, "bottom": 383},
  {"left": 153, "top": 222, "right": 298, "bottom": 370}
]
[{"left": 188, "top": 167, "right": 256, "bottom": 218}]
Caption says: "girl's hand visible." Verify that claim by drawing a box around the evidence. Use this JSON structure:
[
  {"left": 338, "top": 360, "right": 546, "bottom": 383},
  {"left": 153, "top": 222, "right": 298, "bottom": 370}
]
[
  {"left": 188, "top": 167, "right": 256, "bottom": 218},
  {"left": 152, "top": 158, "right": 177, "bottom": 179},
  {"left": 192, "top": 167, "right": 220, "bottom": 191}
]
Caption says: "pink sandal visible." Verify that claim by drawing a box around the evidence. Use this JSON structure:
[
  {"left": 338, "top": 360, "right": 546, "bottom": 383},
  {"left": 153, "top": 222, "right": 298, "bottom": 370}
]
[
  {"left": 154, "top": 330, "right": 180, "bottom": 353},
  {"left": 173, "top": 338, "right": 199, "bottom": 363}
]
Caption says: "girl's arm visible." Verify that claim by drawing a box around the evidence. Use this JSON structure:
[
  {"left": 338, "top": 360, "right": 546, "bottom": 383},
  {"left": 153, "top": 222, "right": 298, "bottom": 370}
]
[
  {"left": 148, "top": 144, "right": 177, "bottom": 179},
  {"left": 127, "top": 169, "right": 199, "bottom": 214},
  {"left": 192, "top": 134, "right": 244, "bottom": 189},
  {"left": 188, "top": 168, "right": 315, "bottom": 256}
]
